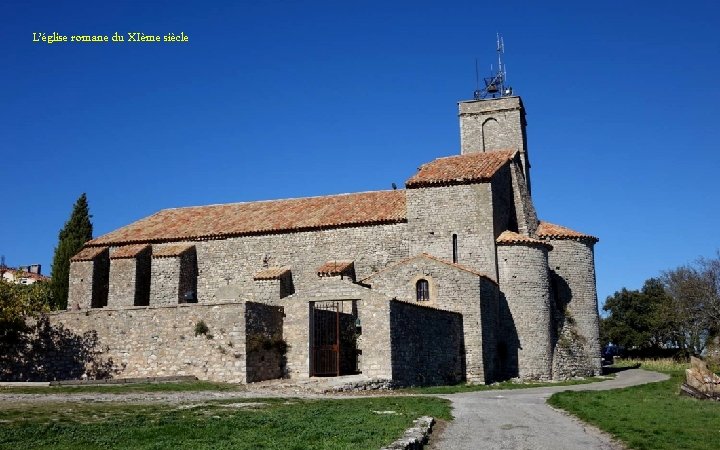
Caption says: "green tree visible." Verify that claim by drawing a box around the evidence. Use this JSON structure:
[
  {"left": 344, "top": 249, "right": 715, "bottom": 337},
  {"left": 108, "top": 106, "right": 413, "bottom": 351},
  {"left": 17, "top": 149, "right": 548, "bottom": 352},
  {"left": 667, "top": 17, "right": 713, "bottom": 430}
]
[
  {"left": 50, "top": 193, "right": 93, "bottom": 310},
  {"left": 601, "top": 278, "right": 674, "bottom": 354},
  {"left": 0, "top": 278, "right": 51, "bottom": 343}
]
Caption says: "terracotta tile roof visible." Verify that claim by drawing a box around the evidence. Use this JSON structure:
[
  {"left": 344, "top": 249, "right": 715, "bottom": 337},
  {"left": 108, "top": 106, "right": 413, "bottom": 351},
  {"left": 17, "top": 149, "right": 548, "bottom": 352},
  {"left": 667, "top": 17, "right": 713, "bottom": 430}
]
[
  {"left": 496, "top": 231, "right": 552, "bottom": 249},
  {"left": 110, "top": 244, "right": 150, "bottom": 259},
  {"left": 317, "top": 260, "right": 354, "bottom": 277},
  {"left": 70, "top": 246, "right": 108, "bottom": 262},
  {"left": 536, "top": 221, "right": 599, "bottom": 243},
  {"left": 360, "top": 253, "right": 496, "bottom": 284},
  {"left": 152, "top": 244, "right": 195, "bottom": 258},
  {"left": 405, "top": 150, "right": 516, "bottom": 188},
  {"left": 88, "top": 190, "right": 407, "bottom": 246},
  {"left": 254, "top": 266, "right": 291, "bottom": 281}
]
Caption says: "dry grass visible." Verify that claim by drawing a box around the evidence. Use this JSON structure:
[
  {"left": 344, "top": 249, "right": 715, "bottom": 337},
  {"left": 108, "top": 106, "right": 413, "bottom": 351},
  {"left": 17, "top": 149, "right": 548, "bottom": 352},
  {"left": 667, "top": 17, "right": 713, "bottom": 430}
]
[{"left": 612, "top": 357, "right": 689, "bottom": 372}]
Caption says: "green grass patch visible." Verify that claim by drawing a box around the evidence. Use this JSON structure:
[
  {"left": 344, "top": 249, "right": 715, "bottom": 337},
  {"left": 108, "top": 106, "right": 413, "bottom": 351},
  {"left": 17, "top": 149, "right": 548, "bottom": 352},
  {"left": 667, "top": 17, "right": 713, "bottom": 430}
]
[
  {"left": 0, "top": 396, "right": 451, "bottom": 450},
  {"left": 401, "top": 376, "right": 611, "bottom": 394},
  {"left": 548, "top": 371, "right": 720, "bottom": 450},
  {"left": 0, "top": 381, "right": 242, "bottom": 395}
]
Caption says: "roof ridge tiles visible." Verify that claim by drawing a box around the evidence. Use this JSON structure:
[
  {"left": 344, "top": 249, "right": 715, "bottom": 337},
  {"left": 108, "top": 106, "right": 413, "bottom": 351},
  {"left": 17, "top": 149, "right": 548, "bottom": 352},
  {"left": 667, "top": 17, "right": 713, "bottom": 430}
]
[
  {"left": 88, "top": 190, "right": 407, "bottom": 246},
  {"left": 160, "top": 189, "right": 404, "bottom": 212}
]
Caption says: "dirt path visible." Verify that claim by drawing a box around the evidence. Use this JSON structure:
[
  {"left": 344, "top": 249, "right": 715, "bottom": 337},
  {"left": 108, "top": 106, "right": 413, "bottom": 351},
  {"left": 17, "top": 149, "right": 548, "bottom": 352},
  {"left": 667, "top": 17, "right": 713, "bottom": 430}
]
[{"left": 427, "top": 369, "right": 669, "bottom": 450}]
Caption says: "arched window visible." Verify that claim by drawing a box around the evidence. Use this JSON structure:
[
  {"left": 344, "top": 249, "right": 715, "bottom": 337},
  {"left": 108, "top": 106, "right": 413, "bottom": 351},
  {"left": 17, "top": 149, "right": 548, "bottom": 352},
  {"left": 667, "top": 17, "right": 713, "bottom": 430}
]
[{"left": 416, "top": 279, "right": 430, "bottom": 302}]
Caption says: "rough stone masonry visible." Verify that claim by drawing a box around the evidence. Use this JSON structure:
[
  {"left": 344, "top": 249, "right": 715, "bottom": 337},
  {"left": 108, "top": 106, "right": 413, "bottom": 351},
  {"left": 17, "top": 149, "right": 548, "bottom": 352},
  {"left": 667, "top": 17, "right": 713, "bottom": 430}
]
[{"left": 41, "top": 94, "right": 601, "bottom": 386}]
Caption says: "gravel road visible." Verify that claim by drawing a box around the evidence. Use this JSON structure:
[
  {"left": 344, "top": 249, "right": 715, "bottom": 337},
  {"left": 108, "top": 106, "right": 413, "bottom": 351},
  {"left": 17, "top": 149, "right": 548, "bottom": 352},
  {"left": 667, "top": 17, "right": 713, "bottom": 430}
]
[{"left": 428, "top": 369, "right": 669, "bottom": 450}]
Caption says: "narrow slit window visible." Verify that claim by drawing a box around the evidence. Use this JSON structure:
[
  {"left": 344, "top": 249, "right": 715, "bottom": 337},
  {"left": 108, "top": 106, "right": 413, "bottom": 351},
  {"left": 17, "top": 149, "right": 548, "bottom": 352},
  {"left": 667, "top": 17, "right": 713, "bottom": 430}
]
[
  {"left": 416, "top": 279, "right": 430, "bottom": 302},
  {"left": 452, "top": 234, "right": 458, "bottom": 263}
]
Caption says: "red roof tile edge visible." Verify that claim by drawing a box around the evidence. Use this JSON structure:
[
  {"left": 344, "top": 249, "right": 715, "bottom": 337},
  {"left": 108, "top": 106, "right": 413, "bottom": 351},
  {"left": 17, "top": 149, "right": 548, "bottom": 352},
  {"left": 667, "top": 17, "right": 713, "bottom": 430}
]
[
  {"left": 254, "top": 266, "right": 291, "bottom": 281},
  {"left": 405, "top": 150, "right": 516, "bottom": 189},
  {"left": 70, "top": 246, "right": 109, "bottom": 262},
  {"left": 110, "top": 244, "right": 151, "bottom": 259},
  {"left": 317, "top": 260, "right": 354, "bottom": 276},
  {"left": 87, "top": 190, "right": 407, "bottom": 247},
  {"left": 85, "top": 219, "right": 408, "bottom": 247},
  {"left": 152, "top": 244, "right": 196, "bottom": 258},
  {"left": 536, "top": 221, "right": 599, "bottom": 243},
  {"left": 496, "top": 231, "right": 553, "bottom": 249}
]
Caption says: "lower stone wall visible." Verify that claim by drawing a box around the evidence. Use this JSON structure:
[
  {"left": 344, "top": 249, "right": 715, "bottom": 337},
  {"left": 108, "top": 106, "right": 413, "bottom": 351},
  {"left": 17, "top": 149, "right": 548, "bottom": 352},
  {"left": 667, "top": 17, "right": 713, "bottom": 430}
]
[
  {"left": 389, "top": 300, "right": 464, "bottom": 386},
  {"left": 245, "top": 302, "right": 285, "bottom": 382},
  {"left": 552, "top": 324, "right": 593, "bottom": 380},
  {"left": 281, "top": 279, "right": 393, "bottom": 380},
  {"left": 44, "top": 302, "right": 284, "bottom": 383}
]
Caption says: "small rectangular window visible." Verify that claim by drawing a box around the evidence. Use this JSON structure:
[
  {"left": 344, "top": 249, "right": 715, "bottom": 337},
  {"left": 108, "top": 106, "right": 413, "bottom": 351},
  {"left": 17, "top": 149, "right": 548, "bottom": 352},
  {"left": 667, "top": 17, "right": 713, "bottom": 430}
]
[{"left": 452, "top": 234, "right": 458, "bottom": 263}]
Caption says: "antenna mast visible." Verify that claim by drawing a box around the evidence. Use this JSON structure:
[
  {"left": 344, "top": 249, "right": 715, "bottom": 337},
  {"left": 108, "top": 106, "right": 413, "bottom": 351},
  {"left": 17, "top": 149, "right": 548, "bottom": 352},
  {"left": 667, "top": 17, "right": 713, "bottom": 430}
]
[{"left": 473, "top": 33, "right": 513, "bottom": 100}]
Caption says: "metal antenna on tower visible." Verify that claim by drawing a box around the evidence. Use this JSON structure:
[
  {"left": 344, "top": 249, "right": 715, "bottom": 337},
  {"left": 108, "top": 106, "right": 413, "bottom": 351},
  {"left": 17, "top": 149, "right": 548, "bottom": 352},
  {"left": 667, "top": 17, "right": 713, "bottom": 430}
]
[
  {"left": 473, "top": 58, "right": 482, "bottom": 100},
  {"left": 474, "top": 33, "right": 513, "bottom": 99}
]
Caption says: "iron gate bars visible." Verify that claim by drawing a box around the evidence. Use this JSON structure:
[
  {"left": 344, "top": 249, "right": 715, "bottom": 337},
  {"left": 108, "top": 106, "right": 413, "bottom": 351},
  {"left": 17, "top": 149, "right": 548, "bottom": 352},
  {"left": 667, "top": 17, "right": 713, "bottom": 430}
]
[{"left": 311, "top": 301, "right": 342, "bottom": 376}]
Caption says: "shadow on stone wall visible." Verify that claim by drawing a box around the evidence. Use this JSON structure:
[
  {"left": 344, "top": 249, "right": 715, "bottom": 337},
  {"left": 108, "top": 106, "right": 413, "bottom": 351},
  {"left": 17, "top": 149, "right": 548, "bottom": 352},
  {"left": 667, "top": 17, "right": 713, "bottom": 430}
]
[
  {"left": 549, "top": 270, "right": 572, "bottom": 354},
  {"left": 549, "top": 271, "right": 593, "bottom": 379},
  {"left": 0, "top": 315, "right": 117, "bottom": 382},
  {"left": 497, "top": 292, "right": 519, "bottom": 380}
]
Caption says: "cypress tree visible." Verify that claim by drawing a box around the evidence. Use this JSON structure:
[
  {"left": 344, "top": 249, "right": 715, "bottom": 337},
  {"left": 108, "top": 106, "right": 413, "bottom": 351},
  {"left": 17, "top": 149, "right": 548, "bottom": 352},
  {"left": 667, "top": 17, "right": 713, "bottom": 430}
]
[{"left": 50, "top": 193, "right": 93, "bottom": 309}]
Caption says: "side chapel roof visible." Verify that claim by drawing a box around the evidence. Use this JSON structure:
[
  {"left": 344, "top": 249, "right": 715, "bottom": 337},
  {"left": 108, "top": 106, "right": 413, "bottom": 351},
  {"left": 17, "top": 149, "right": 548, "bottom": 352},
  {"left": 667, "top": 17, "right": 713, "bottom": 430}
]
[
  {"left": 496, "top": 230, "right": 552, "bottom": 249},
  {"left": 70, "top": 246, "right": 108, "bottom": 261},
  {"left": 317, "top": 260, "right": 354, "bottom": 277},
  {"left": 536, "top": 221, "right": 599, "bottom": 243},
  {"left": 254, "top": 266, "right": 291, "bottom": 281},
  {"left": 405, "top": 150, "right": 516, "bottom": 188}
]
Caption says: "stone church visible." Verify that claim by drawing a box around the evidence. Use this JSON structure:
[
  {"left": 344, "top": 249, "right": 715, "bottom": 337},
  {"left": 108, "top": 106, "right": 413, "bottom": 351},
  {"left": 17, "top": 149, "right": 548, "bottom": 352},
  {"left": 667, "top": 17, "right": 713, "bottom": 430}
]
[{"left": 57, "top": 95, "right": 601, "bottom": 385}]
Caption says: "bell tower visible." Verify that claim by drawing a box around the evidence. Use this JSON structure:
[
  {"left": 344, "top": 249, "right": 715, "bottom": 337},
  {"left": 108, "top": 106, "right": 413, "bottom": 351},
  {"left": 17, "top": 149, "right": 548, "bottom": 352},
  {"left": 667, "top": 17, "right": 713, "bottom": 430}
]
[{"left": 459, "top": 35, "right": 531, "bottom": 192}]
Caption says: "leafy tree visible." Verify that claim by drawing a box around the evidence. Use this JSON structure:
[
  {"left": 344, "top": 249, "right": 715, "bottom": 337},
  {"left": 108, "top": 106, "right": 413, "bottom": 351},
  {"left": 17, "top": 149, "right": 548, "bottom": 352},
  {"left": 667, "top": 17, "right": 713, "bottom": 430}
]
[
  {"left": 601, "top": 278, "right": 674, "bottom": 353},
  {"left": 50, "top": 193, "right": 93, "bottom": 310},
  {"left": 0, "top": 279, "right": 51, "bottom": 343},
  {"left": 662, "top": 253, "right": 720, "bottom": 355}
]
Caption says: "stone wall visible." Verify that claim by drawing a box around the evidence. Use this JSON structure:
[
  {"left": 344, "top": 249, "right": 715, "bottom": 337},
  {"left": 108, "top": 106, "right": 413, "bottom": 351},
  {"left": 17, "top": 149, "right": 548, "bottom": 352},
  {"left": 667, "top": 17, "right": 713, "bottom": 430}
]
[
  {"left": 459, "top": 97, "right": 526, "bottom": 155},
  {"left": 546, "top": 239, "right": 602, "bottom": 378},
  {"left": 68, "top": 250, "right": 109, "bottom": 310},
  {"left": 281, "top": 279, "right": 393, "bottom": 380},
  {"left": 245, "top": 302, "right": 285, "bottom": 382},
  {"left": 389, "top": 300, "right": 464, "bottom": 386},
  {"left": 195, "top": 223, "right": 408, "bottom": 303},
  {"left": 497, "top": 243, "right": 552, "bottom": 380},
  {"left": 363, "top": 254, "right": 497, "bottom": 383},
  {"left": 406, "top": 185, "right": 497, "bottom": 279},
  {"left": 508, "top": 160, "right": 538, "bottom": 236},
  {"left": 108, "top": 247, "right": 151, "bottom": 308},
  {"left": 150, "top": 248, "right": 198, "bottom": 306},
  {"left": 46, "top": 301, "right": 284, "bottom": 383},
  {"left": 490, "top": 163, "right": 519, "bottom": 236}
]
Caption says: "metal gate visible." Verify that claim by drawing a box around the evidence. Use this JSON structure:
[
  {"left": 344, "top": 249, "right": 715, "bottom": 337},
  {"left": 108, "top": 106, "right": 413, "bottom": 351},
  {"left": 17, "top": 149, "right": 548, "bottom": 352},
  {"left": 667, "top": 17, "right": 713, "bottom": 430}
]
[{"left": 311, "top": 301, "right": 341, "bottom": 376}]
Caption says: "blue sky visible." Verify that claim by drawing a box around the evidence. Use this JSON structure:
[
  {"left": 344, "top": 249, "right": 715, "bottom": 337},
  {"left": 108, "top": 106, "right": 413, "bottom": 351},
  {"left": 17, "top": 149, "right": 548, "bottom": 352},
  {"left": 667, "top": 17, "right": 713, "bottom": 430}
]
[{"left": 2, "top": 1, "right": 719, "bottom": 310}]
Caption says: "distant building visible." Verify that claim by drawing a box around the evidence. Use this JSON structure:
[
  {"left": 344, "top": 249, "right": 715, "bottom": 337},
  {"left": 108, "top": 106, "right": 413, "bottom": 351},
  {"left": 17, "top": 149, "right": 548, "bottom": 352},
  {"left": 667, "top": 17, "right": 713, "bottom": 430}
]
[{"left": 0, "top": 264, "right": 48, "bottom": 285}]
